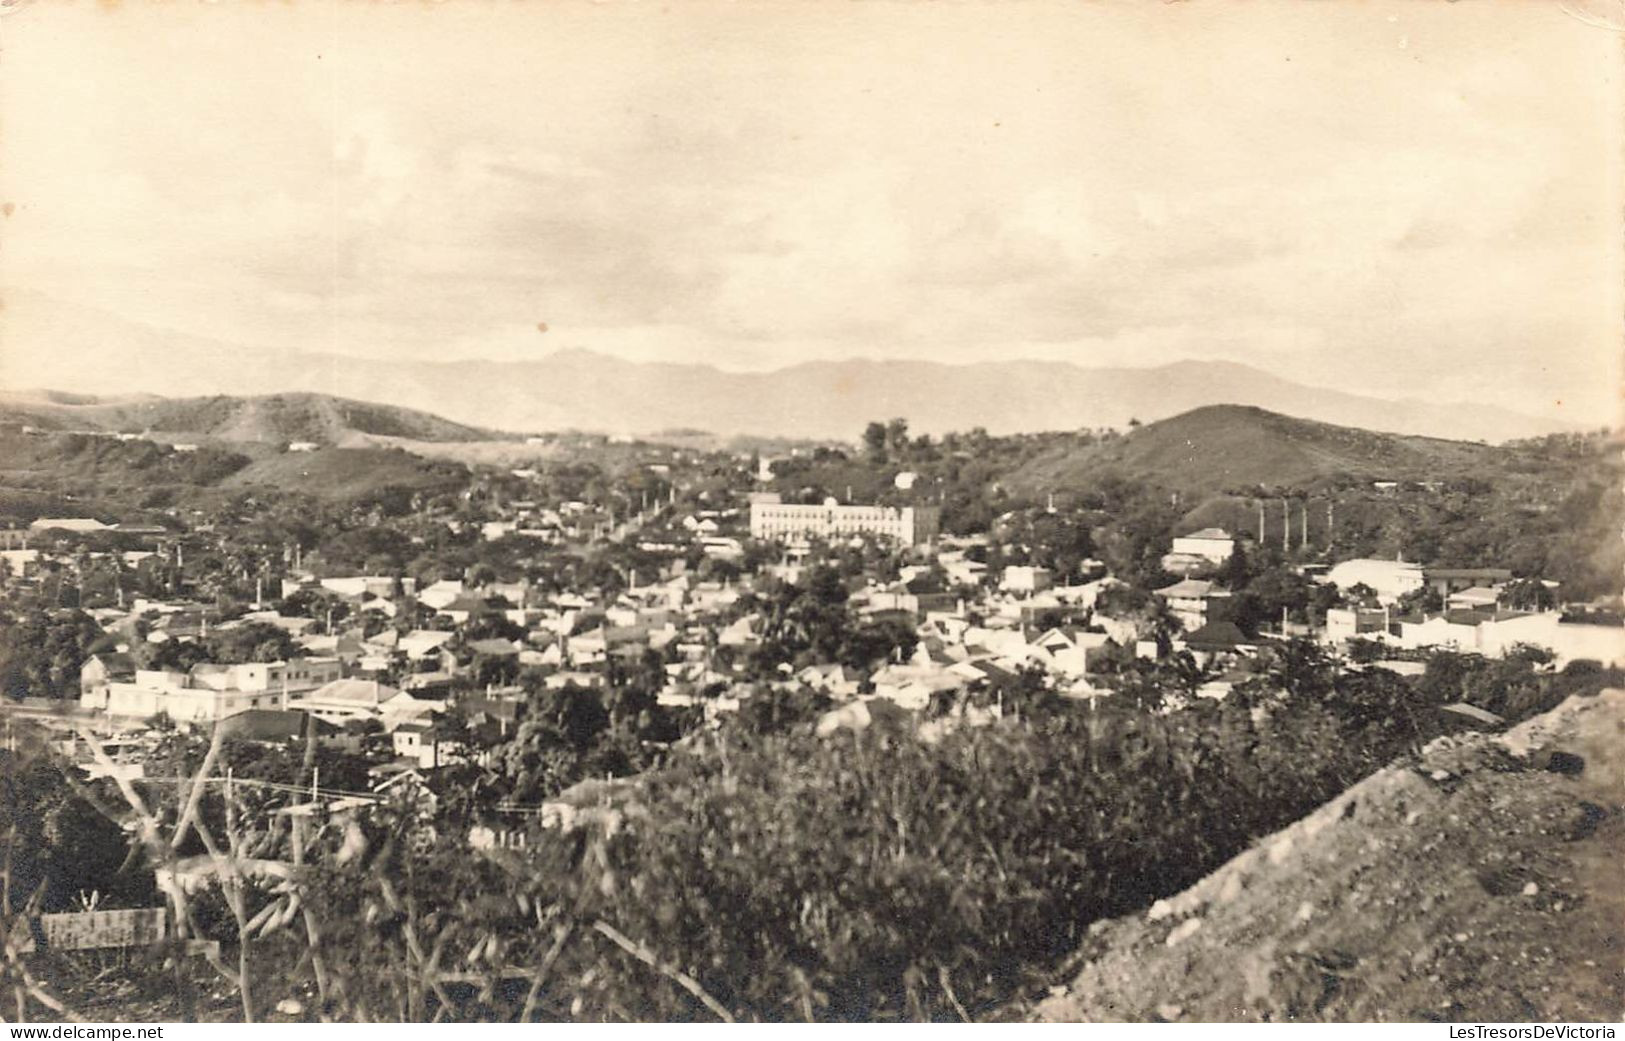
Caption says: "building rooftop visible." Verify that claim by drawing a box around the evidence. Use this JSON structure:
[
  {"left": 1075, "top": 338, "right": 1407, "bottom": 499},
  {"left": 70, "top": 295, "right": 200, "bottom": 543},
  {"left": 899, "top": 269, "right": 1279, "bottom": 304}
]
[
  {"left": 305, "top": 678, "right": 400, "bottom": 705},
  {"left": 1156, "top": 579, "right": 1218, "bottom": 598}
]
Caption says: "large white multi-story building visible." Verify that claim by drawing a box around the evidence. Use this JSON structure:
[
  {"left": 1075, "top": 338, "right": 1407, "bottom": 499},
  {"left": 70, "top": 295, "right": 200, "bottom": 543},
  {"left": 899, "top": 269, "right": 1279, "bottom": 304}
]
[
  {"left": 82, "top": 658, "right": 344, "bottom": 723},
  {"left": 1161, "top": 528, "right": 1237, "bottom": 574},
  {"left": 748, "top": 496, "right": 940, "bottom": 547}
]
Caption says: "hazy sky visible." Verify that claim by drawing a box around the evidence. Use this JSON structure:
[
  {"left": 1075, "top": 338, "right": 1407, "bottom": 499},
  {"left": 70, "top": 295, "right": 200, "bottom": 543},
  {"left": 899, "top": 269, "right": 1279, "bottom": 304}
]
[{"left": 1, "top": 1, "right": 1620, "bottom": 424}]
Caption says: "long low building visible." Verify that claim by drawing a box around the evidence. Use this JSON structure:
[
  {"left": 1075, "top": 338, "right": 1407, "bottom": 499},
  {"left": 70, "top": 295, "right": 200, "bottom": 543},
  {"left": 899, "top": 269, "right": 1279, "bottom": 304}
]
[
  {"left": 82, "top": 658, "right": 344, "bottom": 723},
  {"left": 1325, "top": 559, "right": 1520, "bottom": 606},
  {"left": 1391, "top": 611, "right": 1624, "bottom": 666},
  {"left": 749, "top": 496, "right": 940, "bottom": 547},
  {"left": 1324, "top": 607, "right": 1624, "bottom": 667}
]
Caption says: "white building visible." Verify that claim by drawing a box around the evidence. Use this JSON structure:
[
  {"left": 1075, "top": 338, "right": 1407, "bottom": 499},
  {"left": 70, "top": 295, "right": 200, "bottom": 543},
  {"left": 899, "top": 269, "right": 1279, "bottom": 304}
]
[
  {"left": 1325, "top": 558, "right": 1427, "bottom": 604},
  {"left": 1000, "top": 566, "right": 1054, "bottom": 595},
  {"left": 1155, "top": 578, "right": 1232, "bottom": 633},
  {"left": 1392, "top": 611, "right": 1624, "bottom": 666},
  {"left": 1162, "top": 528, "right": 1236, "bottom": 574},
  {"left": 293, "top": 679, "right": 438, "bottom": 731},
  {"left": 84, "top": 658, "right": 343, "bottom": 723},
  {"left": 29, "top": 518, "right": 110, "bottom": 534},
  {"left": 748, "top": 496, "right": 940, "bottom": 547},
  {"left": 1323, "top": 607, "right": 1391, "bottom": 646},
  {"left": 319, "top": 575, "right": 406, "bottom": 599}
]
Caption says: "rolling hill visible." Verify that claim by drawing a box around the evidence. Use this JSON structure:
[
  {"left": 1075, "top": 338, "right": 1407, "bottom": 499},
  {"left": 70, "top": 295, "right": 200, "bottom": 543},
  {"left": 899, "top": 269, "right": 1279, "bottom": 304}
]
[
  {"left": 1005, "top": 405, "right": 1500, "bottom": 497},
  {"left": 218, "top": 446, "right": 471, "bottom": 501},
  {"left": 0, "top": 390, "right": 502, "bottom": 446},
  {"left": 0, "top": 428, "right": 470, "bottom": 519}
]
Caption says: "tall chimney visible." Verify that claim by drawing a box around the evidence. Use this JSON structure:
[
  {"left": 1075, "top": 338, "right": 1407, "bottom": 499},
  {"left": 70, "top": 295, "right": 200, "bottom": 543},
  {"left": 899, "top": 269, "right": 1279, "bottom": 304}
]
[
  {"left": 1301, "top": 501, "right": 1309, "bottom": 552},
  {"left": 1257, "top": 501, "right": 1265, "bottom": 544},
  {"left": 1282, "top": 499, "right": 1290, "bottom": 553}
]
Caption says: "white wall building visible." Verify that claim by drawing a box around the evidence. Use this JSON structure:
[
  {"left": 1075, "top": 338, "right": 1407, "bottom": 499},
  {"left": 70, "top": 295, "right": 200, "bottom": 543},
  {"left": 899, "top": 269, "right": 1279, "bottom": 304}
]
[
  {"left": 1173, "top": 528, "right": 1236, "bottom": 560},
  {"left": 1325, "top": 559, "right": 1427, "bottom": 604},
  {"left": 1392, "top": 611, "right": 1625, "bottom": 666},
  {"left": 1000, "top": 566, "right": 1054, "bottom": 595},
  {"left": 748, "top": 497, "right": 940, "bottom": 547},
  {"left": 84, "top": 658, "right": 343, "bottom": 723}
]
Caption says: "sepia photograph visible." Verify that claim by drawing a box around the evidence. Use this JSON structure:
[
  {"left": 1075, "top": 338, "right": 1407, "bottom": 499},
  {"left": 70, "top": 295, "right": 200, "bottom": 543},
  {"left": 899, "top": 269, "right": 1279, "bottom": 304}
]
[{"left": 0, "top": 0, "right": 1621, "bottom": 1027}]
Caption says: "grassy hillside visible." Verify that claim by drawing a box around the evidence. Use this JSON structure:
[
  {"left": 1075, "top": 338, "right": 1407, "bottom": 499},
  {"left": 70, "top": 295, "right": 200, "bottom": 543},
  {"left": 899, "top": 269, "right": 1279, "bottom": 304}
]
[
  {"left": 0, "top": 391, "right": 502, "bottom": 445},
  {"left": 0, "top": 431, "right": 467, "bottom": 521},
  {"left": 218, "top": 446, "right": 469, "bottom": 501},
  {"left": 0, "top": 431, "right": 256, "bottom": 497},
  {"left": 1035, "top": 690, "right": 1625, "bottom": 1023},
  {"left": 1007, "top": 405, "right": 1498, "bottom": 497}
]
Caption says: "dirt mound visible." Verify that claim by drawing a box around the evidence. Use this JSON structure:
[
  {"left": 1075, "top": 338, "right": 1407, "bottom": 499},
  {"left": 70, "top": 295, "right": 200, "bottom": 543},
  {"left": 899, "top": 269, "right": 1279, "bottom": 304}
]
[{"left": 1035, "top": 688, "right": 1625, "bottom": 1023}]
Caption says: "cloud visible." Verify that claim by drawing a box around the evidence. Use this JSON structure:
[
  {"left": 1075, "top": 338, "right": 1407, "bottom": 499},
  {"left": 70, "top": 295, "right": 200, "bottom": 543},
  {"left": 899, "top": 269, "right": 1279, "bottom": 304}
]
[{"left": 0, "top": 0, "right": 1617, "bottom": 425}]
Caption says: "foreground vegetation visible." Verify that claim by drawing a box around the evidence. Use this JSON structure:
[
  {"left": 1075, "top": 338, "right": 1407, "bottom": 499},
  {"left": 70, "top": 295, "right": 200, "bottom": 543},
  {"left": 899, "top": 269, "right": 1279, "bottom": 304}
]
[{"left": 6, "top": 651, "right": 1616, "bottom": 1021}]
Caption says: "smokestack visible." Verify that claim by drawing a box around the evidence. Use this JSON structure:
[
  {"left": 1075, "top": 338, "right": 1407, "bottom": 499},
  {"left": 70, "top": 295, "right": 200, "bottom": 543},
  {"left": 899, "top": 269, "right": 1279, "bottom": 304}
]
[
  {"left": 1258, "top": 501, "right": 1265, "bottom": 544},
  {"left": 1301, "top": 501, "right": 1309, "bottom": 553},
  {"left": 1282, "top": 499, "right": 1290, "bottom": 553}
]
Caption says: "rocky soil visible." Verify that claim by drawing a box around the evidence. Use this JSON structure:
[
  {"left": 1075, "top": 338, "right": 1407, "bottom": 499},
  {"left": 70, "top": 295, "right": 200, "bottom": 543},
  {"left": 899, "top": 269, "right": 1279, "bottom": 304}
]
[{"left": 1034, "top": 688, "right": 1625, "bottom": 1023}]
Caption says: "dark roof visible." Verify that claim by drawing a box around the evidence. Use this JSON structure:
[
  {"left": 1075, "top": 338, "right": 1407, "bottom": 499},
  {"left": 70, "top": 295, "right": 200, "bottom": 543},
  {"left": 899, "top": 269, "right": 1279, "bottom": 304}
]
[
  {"left": 1424, "top": 568, "right": 1513, "bottom": 581},
  {"left": 440, "top": 595, "right": 495, "bottom": 615},
  {"left": 218, "top": 709, "right": 339, "bottom": 742},
  {"left": 85, "top": 652, "right": 136, "bottom": 677},
  {"left": 1184, "top": 620, "right": 1248, "bottom": 650},
  {"left": 903, "top": 573, "right": 948, "bottom": 595},
  {"left": 968, "top": 660, "right": 1019, "bottom": 683},
  {"left": 463, "top": 696, "right": 523, "bottom": 722}
]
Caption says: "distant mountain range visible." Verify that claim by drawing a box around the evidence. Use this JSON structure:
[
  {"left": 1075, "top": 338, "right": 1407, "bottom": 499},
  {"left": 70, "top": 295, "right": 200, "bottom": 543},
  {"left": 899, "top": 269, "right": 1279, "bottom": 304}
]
[{"left": 0, "top": 288, "right": 1575, "bottom": 443}]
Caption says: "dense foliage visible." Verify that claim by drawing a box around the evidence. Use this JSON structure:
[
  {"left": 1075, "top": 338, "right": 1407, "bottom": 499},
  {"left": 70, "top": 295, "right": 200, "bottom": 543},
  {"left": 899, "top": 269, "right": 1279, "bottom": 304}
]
[{"left": 0, "top": 609, "right": 109, "bottom": 700}]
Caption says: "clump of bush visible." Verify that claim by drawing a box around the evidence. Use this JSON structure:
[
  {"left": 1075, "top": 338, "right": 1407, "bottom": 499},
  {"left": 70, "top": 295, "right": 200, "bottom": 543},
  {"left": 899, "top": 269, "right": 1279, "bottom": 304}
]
[
  {"left": 284, "top": 657, "right": 1476, "bottom": 1022},
  {"left": 19, "top": 653, "right": 1617, "bottom": 1022}
]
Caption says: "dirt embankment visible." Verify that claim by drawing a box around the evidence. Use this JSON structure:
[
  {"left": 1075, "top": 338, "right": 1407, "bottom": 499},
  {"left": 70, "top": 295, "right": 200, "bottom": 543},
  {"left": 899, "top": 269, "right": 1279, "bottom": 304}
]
[{"left": 1036, "top": 689, "right": 1625, "bottom": 1023}]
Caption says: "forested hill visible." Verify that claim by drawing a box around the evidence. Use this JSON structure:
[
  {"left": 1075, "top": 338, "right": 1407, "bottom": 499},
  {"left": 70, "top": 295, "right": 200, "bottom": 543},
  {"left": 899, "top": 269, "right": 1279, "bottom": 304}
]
[
  {"left": 765, "top": 405, "right": 1621, "bottom": 599},
  {"left": 0, "top": 390, "right": 505, "bottom": 446},
  {"left": 1002, "top": 405, "right": 1501, "bottom": 498}
]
